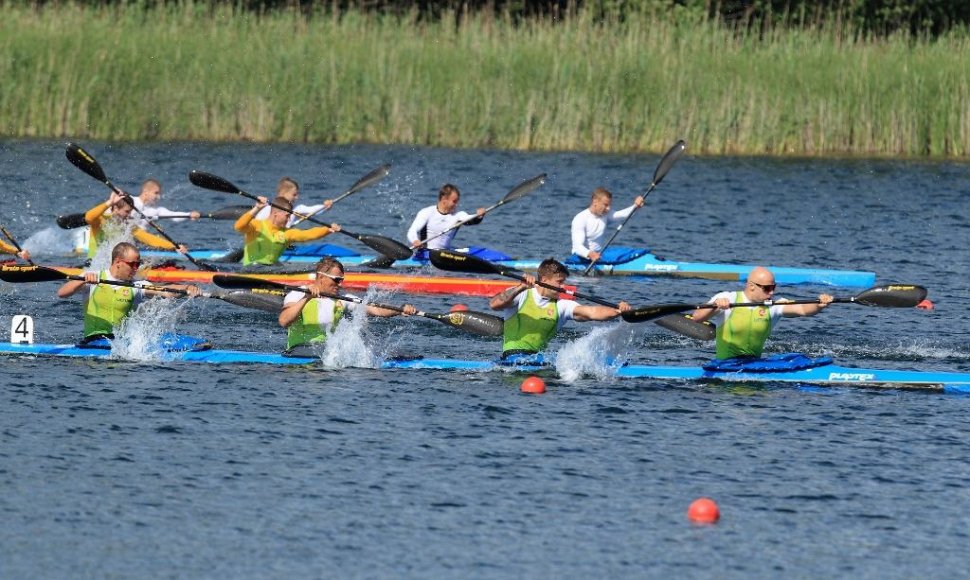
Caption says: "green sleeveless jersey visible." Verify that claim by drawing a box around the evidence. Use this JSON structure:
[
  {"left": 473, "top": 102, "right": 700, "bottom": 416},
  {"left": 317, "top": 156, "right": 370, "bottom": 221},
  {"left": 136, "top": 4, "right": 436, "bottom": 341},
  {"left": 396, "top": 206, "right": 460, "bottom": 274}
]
[
  {"left": 502, "top": 289, "right": 560, "bottom": 354},
  {"left": 83, "top": 271, "right": 142, "bottom": 338},
  {"left": 286, "top": 296, "right": 347, "bottom": 350},
  {"left": 243, "top": 220, "right": 289, "bottom": 265},
  {"left": 715, "top": 291, "right": 773, "bottom": 359}
]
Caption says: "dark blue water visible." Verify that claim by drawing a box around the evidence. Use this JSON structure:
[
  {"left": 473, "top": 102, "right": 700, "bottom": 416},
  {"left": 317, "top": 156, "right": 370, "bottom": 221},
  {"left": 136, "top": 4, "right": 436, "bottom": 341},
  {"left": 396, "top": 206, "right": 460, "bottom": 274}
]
[{"left": 1, "top": 140, "right": 969, "bottom": 578}]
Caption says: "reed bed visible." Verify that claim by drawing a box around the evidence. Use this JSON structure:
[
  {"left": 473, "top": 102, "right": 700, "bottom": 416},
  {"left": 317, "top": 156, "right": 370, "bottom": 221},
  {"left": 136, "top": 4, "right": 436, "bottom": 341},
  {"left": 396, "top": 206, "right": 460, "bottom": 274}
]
[{"left": 2, "top": 2, "right": 968, "bottom": 157}]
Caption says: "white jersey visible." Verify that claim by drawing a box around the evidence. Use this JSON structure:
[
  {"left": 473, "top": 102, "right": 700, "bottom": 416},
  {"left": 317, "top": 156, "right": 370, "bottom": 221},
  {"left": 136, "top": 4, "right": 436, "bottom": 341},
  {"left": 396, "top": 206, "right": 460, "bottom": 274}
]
[
  {"left": 501, "top": 289, "right": 579, "bottom": 332},
  {"left": 407, "top": 205, "right": 478, "bottom": 250},
  {"left": 570, "top": 204, "right": 637, "bottom": 258},
  {"left": 255, "top": 203, "right": 328, "bottom": 227},
  {"left": 133, "top": 197, "right": 190, "bottom": 228}
]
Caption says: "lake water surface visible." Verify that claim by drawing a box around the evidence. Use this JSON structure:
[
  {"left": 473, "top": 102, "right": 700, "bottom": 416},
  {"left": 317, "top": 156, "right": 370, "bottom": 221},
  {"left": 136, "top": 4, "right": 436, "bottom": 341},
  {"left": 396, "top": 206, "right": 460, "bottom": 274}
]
[{"left": 1, "top": 140, "right": 968, "bottom": 578}]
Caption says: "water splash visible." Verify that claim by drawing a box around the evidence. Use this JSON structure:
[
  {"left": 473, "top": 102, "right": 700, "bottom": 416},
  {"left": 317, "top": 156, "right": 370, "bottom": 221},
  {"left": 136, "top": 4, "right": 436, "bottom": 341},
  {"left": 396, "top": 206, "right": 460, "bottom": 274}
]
[
  {"left": 22, "top": 227, "right": 81, "bottom": 258},
  {"left": 555, "top": 323, "right": 640, "bottom": 383},
  {"left": 109, "top": 296, "right": 187, "bottom": 362},
  {"left": 317, "top": 287, "right": 407, "bottom": 369}
]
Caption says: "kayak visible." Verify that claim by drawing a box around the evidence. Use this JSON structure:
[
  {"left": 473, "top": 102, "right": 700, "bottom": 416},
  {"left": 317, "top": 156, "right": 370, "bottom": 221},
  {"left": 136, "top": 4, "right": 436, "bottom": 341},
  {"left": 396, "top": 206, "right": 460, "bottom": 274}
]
[
  {"left": 3, "top": 342, "right": 966, "bottom": 392},
  {"left": 141, "top": 244, "right": 877, "bottom": 287},
  {"left": 49, "top": 266, "right": 524, "bottom": 297}
]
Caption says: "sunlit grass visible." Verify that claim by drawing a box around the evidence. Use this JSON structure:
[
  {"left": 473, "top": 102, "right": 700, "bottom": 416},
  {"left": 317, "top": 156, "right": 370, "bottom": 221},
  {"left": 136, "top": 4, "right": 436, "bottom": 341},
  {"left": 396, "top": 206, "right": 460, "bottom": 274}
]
[{"left": 1, "top": 1, "right": 967, "bottom": 157}]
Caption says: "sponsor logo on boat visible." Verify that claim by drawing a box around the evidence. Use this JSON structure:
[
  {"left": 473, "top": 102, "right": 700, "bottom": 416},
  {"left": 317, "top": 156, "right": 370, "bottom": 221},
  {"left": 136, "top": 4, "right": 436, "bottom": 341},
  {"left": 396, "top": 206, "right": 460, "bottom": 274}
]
[
  {"left": 828, "top": 372, "right": 876, "bottom": 382},
  {"left": 640, "top": 264, "right": 678, "bottom": 272}
]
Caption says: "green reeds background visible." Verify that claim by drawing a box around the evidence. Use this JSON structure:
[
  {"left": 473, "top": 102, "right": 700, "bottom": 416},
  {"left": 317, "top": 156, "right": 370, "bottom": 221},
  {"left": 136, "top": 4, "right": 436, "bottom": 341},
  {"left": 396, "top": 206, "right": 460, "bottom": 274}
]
[{"left": 2, "top": 2, "right": 968, "bottom": 157}]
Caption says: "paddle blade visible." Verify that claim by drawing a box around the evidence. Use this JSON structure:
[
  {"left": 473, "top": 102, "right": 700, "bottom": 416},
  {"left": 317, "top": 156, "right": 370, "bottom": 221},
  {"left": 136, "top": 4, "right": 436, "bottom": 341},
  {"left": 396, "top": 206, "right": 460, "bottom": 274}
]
[
  {"left": 429, "top": 249, "right": 503, "bottom": 275},
  {"left": 65, "top": 143, "right": 108, "bottom": 184},
  {"left": 621, "top": 303, "right": 694, "bottom": 323},
  {"left": 56, "top": 213, "right": 88, "bottom": 229},
  {"left": 423, "top": 309, "right": 505, "bottom": 337},
  {"left": 342, "top": 231, "right": 412, "bottom": 261},
  {"left": 212, "top": 274, "right": 290, "bottom": 293},
  {"left": 344, "top": 164, "right": 391, "bottom": 198},
  {"left": 213, "top": 289, "right": 285, "bottom": 313},
  {"left": 650, "top": 139, "right": 686, "bottom": 188},
  {"left": 207, "top": 205, "right": 252, "bottom": 220},
  {"left": 189, "top": 170, "right": 242, "bottom": 195},
  {"left": 853, "top": 284, "right": 927, "bottom": 307},
  {"left": 502, "top": 173, "right": 546, "bottom": 204},
  {"left": 652, "top": 313, "right": 716, "bottom": 341},
  {"left": 0, "top": 265, "right": 69, "bottom": 283}
]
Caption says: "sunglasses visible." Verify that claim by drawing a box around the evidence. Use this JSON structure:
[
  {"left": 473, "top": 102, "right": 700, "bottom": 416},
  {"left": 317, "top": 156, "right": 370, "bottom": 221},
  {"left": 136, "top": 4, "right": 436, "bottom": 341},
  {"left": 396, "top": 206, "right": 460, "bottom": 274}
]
[
  {"left": 121, "top": 259, "right": 142, "bottom": 269},
  {"left": 319, "top": 272, "right": 344, "bottom": 284},
  {"left": 752, "top": 281, "right": 776, "bottom": 292}
]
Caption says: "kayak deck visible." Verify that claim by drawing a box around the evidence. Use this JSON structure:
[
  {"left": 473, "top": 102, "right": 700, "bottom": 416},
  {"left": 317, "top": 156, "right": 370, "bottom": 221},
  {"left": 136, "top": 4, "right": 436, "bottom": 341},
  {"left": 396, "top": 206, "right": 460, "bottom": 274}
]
[{"left": 2, "top": 343, "right": 967, "bottom": 392}]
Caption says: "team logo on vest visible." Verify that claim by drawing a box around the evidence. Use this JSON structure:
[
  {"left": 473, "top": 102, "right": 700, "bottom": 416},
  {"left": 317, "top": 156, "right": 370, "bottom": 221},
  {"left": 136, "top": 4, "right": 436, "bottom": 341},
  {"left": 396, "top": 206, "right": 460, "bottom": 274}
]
[
  {"left": 544, "top": 306, "right": 555, "bottom": 317},
  {"left": 755, "top": 306, "right": 768, "bottom": 319}
]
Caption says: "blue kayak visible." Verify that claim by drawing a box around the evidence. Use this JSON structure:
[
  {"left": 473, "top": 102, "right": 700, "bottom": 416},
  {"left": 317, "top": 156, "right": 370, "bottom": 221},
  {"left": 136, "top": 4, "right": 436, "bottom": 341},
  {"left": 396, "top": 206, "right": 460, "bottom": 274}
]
[
  {"left": 140, "top": 244, "right": 877, "bottom": 288},
  {"left": 2, "top": 342, "right": 966, "bottom": 392}
]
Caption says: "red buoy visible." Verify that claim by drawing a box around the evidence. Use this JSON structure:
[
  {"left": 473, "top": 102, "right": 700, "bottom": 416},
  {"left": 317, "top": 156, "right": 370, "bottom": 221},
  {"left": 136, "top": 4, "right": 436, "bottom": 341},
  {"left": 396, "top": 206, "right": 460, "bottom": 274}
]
[
  {"left": 520, "top": 376, "right": 546, "bottom": 394},
  {"left": 687, "top": 497, "right": 720, "bottom": 523}
]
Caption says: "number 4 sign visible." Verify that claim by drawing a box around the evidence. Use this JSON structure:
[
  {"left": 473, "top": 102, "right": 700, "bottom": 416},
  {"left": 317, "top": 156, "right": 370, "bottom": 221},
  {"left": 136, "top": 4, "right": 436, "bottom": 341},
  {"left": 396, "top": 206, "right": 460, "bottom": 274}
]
[{"left": 10, "top": 315, "right": 33, "bottom": 344}]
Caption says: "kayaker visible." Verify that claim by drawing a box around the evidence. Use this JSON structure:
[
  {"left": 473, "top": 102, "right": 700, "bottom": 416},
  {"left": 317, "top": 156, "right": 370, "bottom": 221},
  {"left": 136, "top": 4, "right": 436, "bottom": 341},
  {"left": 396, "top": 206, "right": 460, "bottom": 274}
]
[
  {"left": 234, "top": 196, "right": 340, "bottom": 266},
  {"left": 133, "top": 178, "right": 201, "bottom": 225},
  {"left": 254, "top": 177, "right": 333, "bottom": 226},
  {"left": 489, "top": 258, "right": 632, "bottom": 362},
  {"left": 0, "top": 239, "right": 30, "bottom": 262},
  {"left": 570, "top": 187, "right": 644, "bottom": 263},
  {"left": 84, "top": 190, "right": 189, "bottom": 259},
  {"left": 407, "top": 184, "right": 486, "bottom": 252},
  {"left": 278, "top": 257, "right": 417, "bottom": 355},
  {"left": 57, "top": 242, "right": 201, "bottom": 347},
  {"left": 689, "top": 266, "right": 834, "bottom": 360}
]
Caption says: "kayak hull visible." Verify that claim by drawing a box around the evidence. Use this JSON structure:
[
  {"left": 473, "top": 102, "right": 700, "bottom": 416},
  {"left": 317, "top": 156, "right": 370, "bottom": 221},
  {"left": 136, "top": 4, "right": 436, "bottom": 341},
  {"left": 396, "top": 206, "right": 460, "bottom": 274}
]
[
  {"left": 141, "top": 247, "right": 876, "bottom": 287},
  {"left": 3, "top": 342, "right": 966, "bottom": 392}
]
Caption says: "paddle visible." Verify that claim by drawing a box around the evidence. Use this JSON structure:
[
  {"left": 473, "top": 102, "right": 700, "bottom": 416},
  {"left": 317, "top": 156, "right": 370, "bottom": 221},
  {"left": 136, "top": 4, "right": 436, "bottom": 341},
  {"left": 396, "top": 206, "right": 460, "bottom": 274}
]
[
  {"left": 0, "top": 225, "right": 35, "bottom": 265},
  {"left": 582, "top": 139, "right": 686, "bottom": 276},
  {"left": 291, "top": 164, "right": 391, "bottom": 226},
  {"left": 212, "top": 273, "right": 504, "bottom": 337},
  {"left": 419, "top": 173, "right": 546, "bottom": 248},
  {"left": 56, "top": 204, "right": 251, "bottom": 230},
  {"left": 621, "top": 284, "right": 929, "bottom": 322},
  {"left": 188, "top": 170, "right": 412, "bottom": 260},
  {"left": 0, "top": 264, "right": 282, "bottom": 313},
  {"left": 65, "top": 143, "right": 216, "bottom": 271},
  {"left": 429, "top": 249, "right": 681, "bottom": 325}
]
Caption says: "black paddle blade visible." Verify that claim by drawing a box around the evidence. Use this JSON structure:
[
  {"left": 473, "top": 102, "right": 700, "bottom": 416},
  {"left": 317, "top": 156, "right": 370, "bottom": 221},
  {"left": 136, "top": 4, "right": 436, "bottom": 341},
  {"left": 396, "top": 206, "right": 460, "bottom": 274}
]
[
  {"left": 212, "top": 274, "right": 289, "bottom": 293},
  {"left": 423, "top": 309, "right": 505, "bottom": 337},
  {"left": 429, "top": 249, "right": 503, "bottom": 275},
  {"left": 503, "top": 173, "right": 546, "bottom": 203},
  {"left": 621, "top": 303, "right": 694, "bottom": 323},
  {"left": 651, "top": 139, "right": 687, "bottom": 188},
  {"left": 344, "top": 164, "right": 391, "bottom": 198},
  {"left": 652, "top": 313, "right": 716, "bottom": 341},
  {"left": 189, "top": 170, "right": 243, "bottom": 195},
  {"left": 0, "top": 265, "right": 69, "bottom": 283},
  {"left": 56, "top": 213, "right": 88, "bottom": 229},
  {"left": 214, "top": 289, "right": 285, "bottom": 312},
  {"left": 65, "top": 143, "right": 109, "bottom": 184},
  {"left": 853, "top": 284, "right": 927, "bottom": 307},
  {"left": 340, "top": 231, "right": 412, "bottom": 261},
  {"left": 207, "top": 205, "right": 252, "bottom": 220}
]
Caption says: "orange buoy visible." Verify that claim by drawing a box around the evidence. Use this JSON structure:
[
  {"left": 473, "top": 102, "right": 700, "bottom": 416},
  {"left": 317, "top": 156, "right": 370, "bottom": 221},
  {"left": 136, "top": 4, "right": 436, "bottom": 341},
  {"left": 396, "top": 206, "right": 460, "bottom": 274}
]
[
  {"left": 916, "top": 299, "right": 934, "bottom": 311},
  {"left": 687, "top": 497, "right": 720, "bottom": 523},
  {"left": 450, "top": 303, "right": 469, "bottom": 312},
  {"left": 520, "top": 376, "right": 546, "bottom": 394}
]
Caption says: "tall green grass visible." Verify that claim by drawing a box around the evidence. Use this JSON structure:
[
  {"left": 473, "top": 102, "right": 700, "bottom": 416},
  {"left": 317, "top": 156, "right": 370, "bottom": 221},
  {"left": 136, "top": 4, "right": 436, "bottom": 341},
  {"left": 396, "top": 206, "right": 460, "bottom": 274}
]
[{"left": 1, "top": 2, "right": 968, "bottom": 157}]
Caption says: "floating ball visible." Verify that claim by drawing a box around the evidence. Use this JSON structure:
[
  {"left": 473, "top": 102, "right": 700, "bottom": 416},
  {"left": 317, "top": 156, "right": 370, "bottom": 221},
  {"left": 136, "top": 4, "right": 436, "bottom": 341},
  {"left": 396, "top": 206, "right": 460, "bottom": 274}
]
[
  {"left": 520, "top": 376, "right": 546, "bottom": 394},
  {"left": 916, "top": 299, "right": 934, "bottom": 311},
  {"left": 687, "top": 497, "right": 720, "bottom": 523},
  {"left": 450, "top": 303, "right": 469, "bottom": 312}
]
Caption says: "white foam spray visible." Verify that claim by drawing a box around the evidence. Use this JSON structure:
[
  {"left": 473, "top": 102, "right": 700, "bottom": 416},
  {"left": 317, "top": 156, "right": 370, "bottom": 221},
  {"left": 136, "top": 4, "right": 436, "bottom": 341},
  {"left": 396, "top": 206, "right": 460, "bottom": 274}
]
[
  {"left": 109, "top": 295, "right": 187, "bottom": 362},
  {"left": 555, "top": 323, "right": 641, "bottom": 383}
]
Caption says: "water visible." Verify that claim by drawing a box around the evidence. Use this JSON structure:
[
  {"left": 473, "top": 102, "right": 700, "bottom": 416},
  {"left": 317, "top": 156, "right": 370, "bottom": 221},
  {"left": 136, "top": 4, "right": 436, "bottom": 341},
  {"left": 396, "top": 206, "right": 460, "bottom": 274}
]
[{"left": 1, "top": 139, "right": 969, "bottom": 578}]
